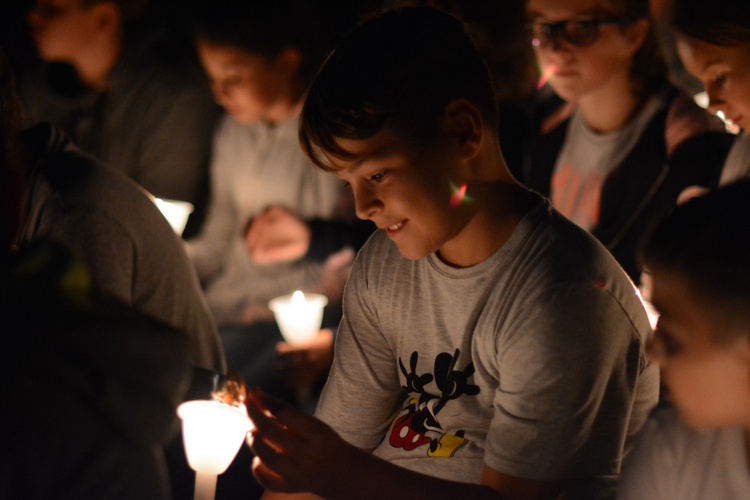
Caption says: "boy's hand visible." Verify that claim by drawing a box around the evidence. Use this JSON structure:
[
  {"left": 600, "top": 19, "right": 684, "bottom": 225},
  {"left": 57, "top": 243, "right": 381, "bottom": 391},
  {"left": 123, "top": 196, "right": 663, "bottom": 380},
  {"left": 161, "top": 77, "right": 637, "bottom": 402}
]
[
  {"left": 245, "top": 206, "right": 312, "bottom": 264},
  {"left": 276, "top": 329, "right": 334, "bottom": 389},
  {"left": 246, "top": 390, "right": 360, "bottom": 496}
]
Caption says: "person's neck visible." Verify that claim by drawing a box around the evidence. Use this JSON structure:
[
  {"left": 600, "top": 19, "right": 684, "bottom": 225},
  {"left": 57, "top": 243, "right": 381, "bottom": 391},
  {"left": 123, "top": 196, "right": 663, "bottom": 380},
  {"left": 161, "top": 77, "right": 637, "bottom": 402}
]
[
  {"left": 264, "top": 85, "right": 306, "bottom": 126},
  {"left": 577, "top": 80, "right": 643, "bottom": 133},
  {"left": 71, "top": 35, "right": 123, "bottom": 92},
  {"left": 437, "top": 146, "right": 537, "bottom": 268}
]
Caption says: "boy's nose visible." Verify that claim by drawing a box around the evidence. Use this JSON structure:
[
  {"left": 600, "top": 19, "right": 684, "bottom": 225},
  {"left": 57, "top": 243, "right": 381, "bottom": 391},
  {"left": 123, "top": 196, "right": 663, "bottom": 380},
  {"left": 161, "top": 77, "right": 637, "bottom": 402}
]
[{"left": 353, "top": 185, "right": 380, "bottom": 220}]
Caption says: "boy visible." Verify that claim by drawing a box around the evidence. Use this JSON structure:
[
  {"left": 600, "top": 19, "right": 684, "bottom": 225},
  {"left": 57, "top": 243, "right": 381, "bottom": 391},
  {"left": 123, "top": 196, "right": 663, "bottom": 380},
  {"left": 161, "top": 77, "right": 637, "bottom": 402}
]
[
  {"left": 618, "top": 180, "right": 750, "bottom": 499},
  {"left": 247, "top": 7, "right": 658, "bottom": 499}
]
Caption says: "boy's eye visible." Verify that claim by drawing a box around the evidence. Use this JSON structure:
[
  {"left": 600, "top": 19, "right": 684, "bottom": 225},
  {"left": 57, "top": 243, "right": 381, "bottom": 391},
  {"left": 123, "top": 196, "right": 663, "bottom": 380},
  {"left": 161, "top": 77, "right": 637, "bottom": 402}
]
[
  {"left": 714, "top": 74, "right": 728, "bottom": 87},
  {"left": 370, "top": 172, "right": 385, "bottom": 182}
]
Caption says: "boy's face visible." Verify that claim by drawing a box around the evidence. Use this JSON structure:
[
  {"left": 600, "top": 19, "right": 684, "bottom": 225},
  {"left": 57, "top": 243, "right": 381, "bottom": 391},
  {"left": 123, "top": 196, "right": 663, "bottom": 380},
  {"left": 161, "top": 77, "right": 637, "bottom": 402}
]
[
  {"left": 196, "top": 40, "right": 288, "bottom": 125},
  {"left": 324, "top": 126, "right": 472, "bottom": 264},
  {"left": 647, "top": 267, "right": 750, "bottom": 429},
  {"left": 27, "top": 0, "right": 102, "bottom": 62},
  {"left": 526, "top": 0, "right": 644, "bottom": 103},
  {"left": 676, "top": 35, "right": 750, "bottom": 132}
]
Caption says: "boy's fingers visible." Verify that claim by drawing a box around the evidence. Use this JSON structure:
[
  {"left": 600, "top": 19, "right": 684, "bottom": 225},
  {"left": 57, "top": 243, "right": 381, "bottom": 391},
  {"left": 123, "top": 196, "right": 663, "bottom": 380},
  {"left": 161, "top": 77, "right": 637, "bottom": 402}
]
[
  {"left": 246, "top": 392, "right": 309, "bottom": 455},
  {"left": 251, "top": 456, "right": 291, "bottom": 492}
]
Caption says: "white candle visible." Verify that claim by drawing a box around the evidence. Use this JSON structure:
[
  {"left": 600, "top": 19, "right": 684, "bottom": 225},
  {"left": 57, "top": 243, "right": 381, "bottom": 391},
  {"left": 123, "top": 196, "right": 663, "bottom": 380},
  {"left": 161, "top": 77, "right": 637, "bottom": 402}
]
[
  {"left": 153, "top": 197, "right": 194, "bottom": 236},
  {"left": 268, "top": 290, "right": 328, "bottom": 345},
  {"left": 176, "top": 400, "right": 253, "bottom": 500}
]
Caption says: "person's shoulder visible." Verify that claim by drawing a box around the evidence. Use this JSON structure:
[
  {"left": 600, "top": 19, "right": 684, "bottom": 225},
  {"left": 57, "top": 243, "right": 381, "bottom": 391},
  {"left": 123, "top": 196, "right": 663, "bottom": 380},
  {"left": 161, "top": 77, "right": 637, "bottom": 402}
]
[{"left": 664, "top": 86, "right": 730, "bottom": 156}]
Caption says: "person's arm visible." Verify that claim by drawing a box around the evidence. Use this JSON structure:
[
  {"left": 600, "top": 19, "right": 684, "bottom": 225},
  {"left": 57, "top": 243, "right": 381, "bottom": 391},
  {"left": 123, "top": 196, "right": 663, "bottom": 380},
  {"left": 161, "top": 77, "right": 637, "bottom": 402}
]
[
  {"left": 184, "top": 118, "right": 241, "bottom": 282},
  {"left": 247, "top": 391, "right": 562, "bottom": 500},
  {"left": 245, "top": 205, "right": 375, "bottom": 265}
]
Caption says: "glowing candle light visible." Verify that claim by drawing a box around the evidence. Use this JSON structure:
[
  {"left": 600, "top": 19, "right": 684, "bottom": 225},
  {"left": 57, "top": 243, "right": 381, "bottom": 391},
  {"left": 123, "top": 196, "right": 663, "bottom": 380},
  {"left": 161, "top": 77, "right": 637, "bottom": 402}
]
[
  {"left": 177, "top": 400, "right": 253, "bottom": 500},
  {"left": 269, "top": 290, "right": 328, "bottom": 345},
  {"left": 153, "top": 198, "right": 195, "bottom": 235}
]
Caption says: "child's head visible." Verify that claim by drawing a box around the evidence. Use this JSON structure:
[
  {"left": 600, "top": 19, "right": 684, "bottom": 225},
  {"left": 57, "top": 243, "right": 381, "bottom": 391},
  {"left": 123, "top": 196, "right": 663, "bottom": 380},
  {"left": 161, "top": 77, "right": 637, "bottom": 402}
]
[
  {"left": 642, "top": 180, "right": 750, "bottom": 428},
  {"left": 191, "top": 0, "right": 332, "bottom": 125},
  {"left": 667, "top": 0, "right": 750, "bottom": 130},
  {"left": 526, "top": 0, "right": 666, "bottom": 102},
  {"left": 299, "top": 7, "right": 504, "bottom": 265},
  {"left": 299, "top": 6, "right": 498, "bottom": 172},
  {"left": 27, "top": 0, "right": 148, "bottom": 62}
]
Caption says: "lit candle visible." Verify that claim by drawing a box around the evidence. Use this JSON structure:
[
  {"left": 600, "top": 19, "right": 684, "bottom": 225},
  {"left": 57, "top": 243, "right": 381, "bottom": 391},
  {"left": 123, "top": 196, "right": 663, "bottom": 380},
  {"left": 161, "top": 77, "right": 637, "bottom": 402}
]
[
  {"left": 268, "top": 290, "right": 328, "bottom": 345},
  {"left": 177, "top": 400, "right": 253, "bottom": 500},
  {"left": 153, "top": 198, "right": 195, "bottom": 236}
]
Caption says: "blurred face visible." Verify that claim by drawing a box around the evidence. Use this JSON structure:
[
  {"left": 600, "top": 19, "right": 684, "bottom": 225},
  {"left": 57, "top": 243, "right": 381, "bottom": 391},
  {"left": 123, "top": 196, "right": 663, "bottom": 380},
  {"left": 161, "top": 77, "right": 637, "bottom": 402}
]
[
  {"left": 325, "top": 127, "right": 472, "bottom": 265},
  {"left": 27, "top": 0, "right": 101, "bottom": 61},
  {"left": 676, "top": 35, "right": 750, "bottom": 131},
  {"left": 648, "top": 267, "right": 750, "bottom": 429},
  {"left": 196, "top": 40, "right": 289, "bottom": 125},
  {"left": 526, "top": 0, "right": 644, "bottom": 102}
]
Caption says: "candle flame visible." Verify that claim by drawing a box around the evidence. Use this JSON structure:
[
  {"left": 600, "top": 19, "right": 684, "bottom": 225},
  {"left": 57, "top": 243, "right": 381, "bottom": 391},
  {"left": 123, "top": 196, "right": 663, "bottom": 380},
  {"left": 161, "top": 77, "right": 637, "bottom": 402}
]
[{"left": 291, "top": 290, "right": 305, "bottom": 304}]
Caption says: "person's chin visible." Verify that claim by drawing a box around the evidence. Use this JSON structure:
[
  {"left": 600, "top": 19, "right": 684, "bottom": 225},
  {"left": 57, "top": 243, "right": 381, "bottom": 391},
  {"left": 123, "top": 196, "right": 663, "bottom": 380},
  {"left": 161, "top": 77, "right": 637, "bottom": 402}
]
[
  {"left": 394, "top": 242, "right": 429, "bottom": 261},
  {"left": 227, "top": 110, "right": 260, "bottom": 126}
]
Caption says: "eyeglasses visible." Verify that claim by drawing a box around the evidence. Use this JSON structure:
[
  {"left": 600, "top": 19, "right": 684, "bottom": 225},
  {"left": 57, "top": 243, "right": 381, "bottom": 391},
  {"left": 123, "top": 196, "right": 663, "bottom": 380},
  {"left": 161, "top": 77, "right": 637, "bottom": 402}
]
[{"left": 527, "top": 19, "right": 624, "bottom": 48}]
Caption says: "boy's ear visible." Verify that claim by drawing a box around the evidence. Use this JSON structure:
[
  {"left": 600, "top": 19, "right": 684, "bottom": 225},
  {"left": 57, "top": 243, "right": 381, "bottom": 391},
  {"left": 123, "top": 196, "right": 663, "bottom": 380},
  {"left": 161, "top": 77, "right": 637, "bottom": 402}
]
[
  {"left": 91, "top": 1, "right": 122, "bottom": 34},
  {"left": 275, "top": 48, "right": 303, "bottom": 77},
  {"left": 444, "top": 99, "right": 483, "bottom": 160}
]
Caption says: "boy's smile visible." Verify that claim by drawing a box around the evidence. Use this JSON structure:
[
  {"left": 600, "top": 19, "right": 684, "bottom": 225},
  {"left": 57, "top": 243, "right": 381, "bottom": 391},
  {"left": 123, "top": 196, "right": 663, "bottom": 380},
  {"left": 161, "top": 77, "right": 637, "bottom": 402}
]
[{"left": 324, "top": 127, "right": 475, "bottom": 265}]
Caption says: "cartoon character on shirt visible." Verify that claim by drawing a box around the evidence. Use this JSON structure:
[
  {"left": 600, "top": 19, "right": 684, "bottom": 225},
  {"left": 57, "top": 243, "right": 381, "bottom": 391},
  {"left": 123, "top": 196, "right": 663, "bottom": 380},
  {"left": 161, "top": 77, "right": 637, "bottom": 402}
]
[{"left": 388, "top": 349, "right": 479, "bottom": 457}]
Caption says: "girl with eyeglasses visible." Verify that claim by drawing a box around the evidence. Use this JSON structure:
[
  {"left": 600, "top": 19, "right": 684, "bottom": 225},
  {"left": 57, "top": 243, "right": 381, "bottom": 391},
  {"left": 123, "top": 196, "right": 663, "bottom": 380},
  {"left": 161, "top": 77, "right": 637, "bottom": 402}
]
[{"left": 516, "top": 0, "right": 734, "bottom": 286}]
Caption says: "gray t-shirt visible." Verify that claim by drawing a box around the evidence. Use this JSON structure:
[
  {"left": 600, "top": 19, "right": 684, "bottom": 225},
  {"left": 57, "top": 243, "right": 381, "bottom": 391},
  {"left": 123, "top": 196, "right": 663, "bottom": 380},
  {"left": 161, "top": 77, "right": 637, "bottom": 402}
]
[
  {"left": 618, "top": 406, "right": 750, "bottom": 499},
  {"left": 552, "top": 96, "right": 666, "bottom": 231},
  {"left": 187, "top": 116, "right": 345, "bottom": 325},
  {"left": 316, "top": 196, "right": 658, "bottom": 497}
]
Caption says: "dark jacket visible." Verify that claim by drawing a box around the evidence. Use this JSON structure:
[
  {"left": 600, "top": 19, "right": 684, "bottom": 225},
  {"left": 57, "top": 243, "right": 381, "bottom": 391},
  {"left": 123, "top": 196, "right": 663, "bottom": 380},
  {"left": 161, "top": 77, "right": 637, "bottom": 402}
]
[{"left": 516, "top": 86, "right": 734, "bottom": 282}]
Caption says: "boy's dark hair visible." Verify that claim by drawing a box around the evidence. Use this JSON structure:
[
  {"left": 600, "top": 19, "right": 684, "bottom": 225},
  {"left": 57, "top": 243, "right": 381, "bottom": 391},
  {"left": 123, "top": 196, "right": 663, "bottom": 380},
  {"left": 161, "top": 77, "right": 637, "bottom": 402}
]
[
  {"left": 642, "top": 180, "right": 750, "bottom": 337},
  {"left": 189, "top": 0, "right": 336, "bottom": 88},
  {"left": 666, "top": 0, "right": 750, "bottom": 46},
  {"left": 299, "top": 6, "right": 498, "bottom": 171}
]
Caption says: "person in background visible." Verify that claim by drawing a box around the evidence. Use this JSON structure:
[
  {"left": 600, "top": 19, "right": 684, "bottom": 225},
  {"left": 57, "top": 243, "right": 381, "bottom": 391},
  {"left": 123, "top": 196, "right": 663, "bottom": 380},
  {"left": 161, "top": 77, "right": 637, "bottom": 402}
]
[
  {"left": 245, "top": 7, "right": 658, "bottom": 499},
  {"left": 19, "top": 0, "right": 218, "bottom": 236},
  {"left": 0, "top": 48, "right": 192, "bottom": 500},
  {"left": 186, "top": 0, "right": 374, "bottom": 407},
  {"left": 2, "top": 48, "right": 225, "bottom": 382},
  {"left": 617, "top": 179, "right": 750, "bottom": 499},
  {"left": 518, "top": 0, "right": 733, "bottom": 284},
  {"left": 665, "top": 0, "right": 750, "bottom": 186}
]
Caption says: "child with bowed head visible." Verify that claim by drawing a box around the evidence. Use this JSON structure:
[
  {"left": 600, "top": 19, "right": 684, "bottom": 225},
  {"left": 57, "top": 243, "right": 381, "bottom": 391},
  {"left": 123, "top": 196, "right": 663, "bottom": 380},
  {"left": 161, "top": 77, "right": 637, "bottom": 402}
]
[
  {"left": 244, "top": 6, "right": 659, "bottom": 499},
  {"left": 665, "top": 0, "right": 750, "bottom": 186},
  {"left": 618, "top": 179, "right": 750, "bottom": 499}
]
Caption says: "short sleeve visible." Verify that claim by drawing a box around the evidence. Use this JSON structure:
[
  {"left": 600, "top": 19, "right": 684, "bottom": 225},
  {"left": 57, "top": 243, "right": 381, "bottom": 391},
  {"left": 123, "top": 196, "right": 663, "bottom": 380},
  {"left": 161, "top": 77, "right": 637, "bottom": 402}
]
[{"left": 314, "top": 237, "right": 403, "bottom": 449}]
